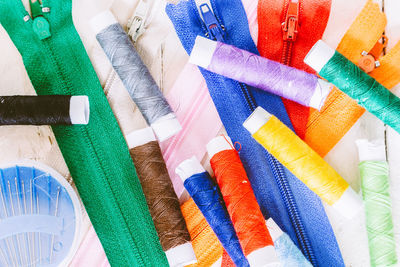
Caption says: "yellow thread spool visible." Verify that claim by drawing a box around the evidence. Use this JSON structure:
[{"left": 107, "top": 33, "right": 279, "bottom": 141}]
[{"left": 243, "top": 107, "right": 362, "bottom": 218}]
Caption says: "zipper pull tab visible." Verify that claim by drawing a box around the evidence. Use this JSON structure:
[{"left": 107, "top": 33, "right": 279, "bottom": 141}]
[
  {"left": 281, "top": 0, "right": 299, "bottom": 41},
  {"left": 30, "top": 0, "right": 51, "bottom": 40},
  {"left": 127, "top": 0, "right": 149, "bottom": 43},
  {"left": 358, "top": 35, "right": 387, "bottom": 73},
  {"left": 199, "top": 3, "right": 224, "bottom": 41}
]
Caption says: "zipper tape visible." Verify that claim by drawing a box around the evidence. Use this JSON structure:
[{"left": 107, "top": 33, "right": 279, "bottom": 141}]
[
  {"left": 161, "top": 63, "right": 222, "bottom": 196},
  {"left": 0, "top": 95, "right": 89, "bottom": 125},
  {"left": 207, "top": 136, "right": 277, "bottom": 266},
  {"left": 243, "top": 106, "right": 362, "bottom": 217},
  {"left": 0, "top": 1, "right": 168, "bottom": 266},
  {"left": 127, "top": 127, "right": 196, "bottom": 267},
  {"left": 189, "top": 35, "right": 332, "bottom": 110},
  {"left": 305, "top": 0, "right": 400, "bottom": 157},
  {"left": 305, "top": 40, "right": 400, "bottom": 137},
  {"left": 176, "top": 156, "right": 249, "bottom": 267},
  {"left": 91, "top": 10, "right": 181, "bottom": 142},
  {"left": 257, "top": 0, "right": 332, "bottom": 139},
  {"left": 266, "top": 218, "right": 312, "bottom": 267},
  {"left": 166, "top": 0, "right": 344, "bottom": 265}
]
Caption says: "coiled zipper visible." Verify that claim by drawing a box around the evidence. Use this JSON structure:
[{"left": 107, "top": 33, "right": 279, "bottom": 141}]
[{"left": 196, "top": 1, "right": 316, "bottom": 265}]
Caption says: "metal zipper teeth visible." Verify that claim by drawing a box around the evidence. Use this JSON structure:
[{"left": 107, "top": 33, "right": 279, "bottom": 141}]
[
  {"left": 206, "top": 1, "right": 317, "bottom": 264},
  {"left": 40, "top": 30, "right": 145, "bottom": 265}
]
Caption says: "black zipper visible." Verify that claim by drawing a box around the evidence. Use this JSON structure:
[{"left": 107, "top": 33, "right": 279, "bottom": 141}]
[{"left": 197, "top": 2, "right": 317, "bottom": 265}]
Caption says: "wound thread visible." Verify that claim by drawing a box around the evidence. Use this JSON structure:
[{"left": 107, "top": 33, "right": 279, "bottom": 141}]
[
  {"left": 176, "top": 157, "right": 249, "bottom": 267},
  {"left": 359, "top": 161, "right": 397, "bottom": 267},
  {"left": 180, "top": 198, "right": 223, "bottom": 267},
  {"left": 356, "top": 139, "right": 397, "bottom": 267},
  {"left": 189, "top": 36, "right": 331, "bottom": 110},
  {"left": 127, "top": 128, "right": 194, "bottom": 266},
  {"left": 96, "top": 23, "right": 172, "bottom": 124},
  {"left": 305, "top": 40, "right": 400, "bottom": 135},
  {"left": 243, "top": 107, "right": 362, "bottom": 219},
  {"left": 129, "top": 142, "right": 190, "bottom": 249},
  {"left": 0, "top": 95, "right": 89, "bottom": 125},
  {"left": 207, "top": 136, "right": 276, "bottom": 265},
  {"left": 92, "top": 11, "right": 180, "bottom": 141}
]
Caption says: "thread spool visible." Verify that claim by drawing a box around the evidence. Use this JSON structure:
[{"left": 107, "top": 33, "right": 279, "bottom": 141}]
[
  {"left": 266, "top": 218, "right": 312, "bottom": 267},
  {"left": 91, "top": 11, "right": 181, "bottom": 142},
  {"left": 126, "top": 127, "right": 196, "bottom": 267},
  {"left": 175, "top": 156, "right": 249, "bottom": 267},
  {"left": 243, "top": 106, "right": 362, "bottom": 218},
  {"left": 207, "top": 136, "right": 277, "bottom": 266},
  {"left": 189, "top": 36, "right": 332, "bottom": 110},
  {"left": 356, "top": 139, "right": 397, "bottom": 267},
  {"left": 0, "top": 161, "right": 82, "bottom": 267},
  {"left": 0, "top": 95, "right": 89, "bottom": 125},
  {"left": 304, "top": 40, "right": 400, "bottom": 134}
]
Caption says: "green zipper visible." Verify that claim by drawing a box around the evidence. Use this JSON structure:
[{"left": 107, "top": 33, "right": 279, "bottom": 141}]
[{"left": 0, "top": 0, "right": 168, "bottom": 266}]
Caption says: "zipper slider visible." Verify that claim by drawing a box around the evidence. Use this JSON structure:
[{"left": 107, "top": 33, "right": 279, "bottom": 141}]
[
  {"left": 127, "top": 0, "right": 149, "bottom": 43},
  {"left": 29, "top": 0, "right": 51, "bottom": 40},
  {"left": 358, "top": 35, "right": 387, "bottom": 73},
  {"left": 281, "top": 0, "right": 299, "bottom": 41},
  {"left": 199, "top": 3, "right": 224, "bottom": 41}
]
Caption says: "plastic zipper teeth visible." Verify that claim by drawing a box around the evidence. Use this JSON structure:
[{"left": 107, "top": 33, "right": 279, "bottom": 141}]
[
  {"left": 203, "top": 1, "right": 316, "bottom": 264},
  {"left": 279, "top": 0, "right": 316, "bottom": 264},
  {"left": 40, "top": 35, "right": 145, "bottom": 265},
  {"left": 281, "top": 0, "right": 298, "bottom": 65}
]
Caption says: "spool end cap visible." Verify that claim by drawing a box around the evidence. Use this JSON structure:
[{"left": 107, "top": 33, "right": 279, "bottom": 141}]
[
  {"left": 70, "top": 96, "right": 90, "bottom": 125},
  {"left": 266, "top": 218, "right": 284, "bottom": 242},
  {"left": 247, "top": 245, "right": 279, "bottom": 267},
  {"left": 332, "top": 186, "right": 363, "bottom": 219},
  {"left": 189, "top": 36, "right": 217, "bottom": 69},
  {"left": 165, "top": 242, "right": 197, "bottom": 267},
  {"left": 304, "top": 40, "right": 335, "bottom": 73},
  {"left": 175, "top": 156, "right": 206, "bottom": 182},
  {"left": 151, "top": 114, "right": 182, "bottom": 142},
  {"left": 309, "top": 79, "right": 333, "bottom": 110},
  {"left": 243, "top": 106, "right": 272, "bottom": 135},
  {"left": 90, "top": 10, "right": 118, "bottom": 34},
  {"left": 206, "top": 135, "right": 234, "bottom": 159},
  {"left": 126, "top": 127, "right": 156, "bottom": 149}
]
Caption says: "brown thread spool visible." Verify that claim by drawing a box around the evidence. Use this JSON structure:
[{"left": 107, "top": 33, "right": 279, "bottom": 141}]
[{"left": 126, "top": 127, "right": 196, "bottom": 267}]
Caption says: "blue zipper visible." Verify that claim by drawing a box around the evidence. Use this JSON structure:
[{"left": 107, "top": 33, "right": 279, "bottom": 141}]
[{"left": 199, "top": 3, "right": 316, "bottom": 265}]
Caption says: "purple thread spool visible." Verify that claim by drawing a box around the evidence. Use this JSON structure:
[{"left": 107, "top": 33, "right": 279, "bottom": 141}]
[{"left": 189, "top": 36, "right": 332, "bottom": 110}]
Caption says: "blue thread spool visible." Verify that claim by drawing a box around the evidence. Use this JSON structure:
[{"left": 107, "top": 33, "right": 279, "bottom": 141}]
[
  {"left": 0, "top": 161, "right": 81, "bottom": 266},
  {"left": 176, "top": 156, "right": 249, "bottom": 267}
]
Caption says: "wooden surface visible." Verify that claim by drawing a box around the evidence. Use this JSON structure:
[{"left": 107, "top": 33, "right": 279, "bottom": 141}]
[{"left": 0, "top": 0, "right": 399, "bottom": 266}]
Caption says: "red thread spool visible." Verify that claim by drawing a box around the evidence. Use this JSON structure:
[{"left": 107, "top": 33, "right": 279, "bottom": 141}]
[{"left": 207, "top": 135, "right": 277, "bottom": 265}]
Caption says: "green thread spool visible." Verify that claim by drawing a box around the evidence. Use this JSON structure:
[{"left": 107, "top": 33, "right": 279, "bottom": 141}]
[
  {"left": 304, "top": 40, "right": 400, "bottom": 135},
  {"left": 356, "top": 139, "right": 397, "bottom": 267}
]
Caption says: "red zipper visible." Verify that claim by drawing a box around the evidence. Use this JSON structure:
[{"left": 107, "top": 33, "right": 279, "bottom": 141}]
[{"left": 281, "top": 0, "right": 300, "bottom": 66}]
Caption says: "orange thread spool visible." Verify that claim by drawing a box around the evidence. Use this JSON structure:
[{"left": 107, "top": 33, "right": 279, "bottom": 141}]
[{"left": 207, "top": 136, "right": 277, "bottom": 265}]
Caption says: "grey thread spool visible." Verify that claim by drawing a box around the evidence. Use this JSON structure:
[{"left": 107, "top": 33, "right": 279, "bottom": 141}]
[{"left": 91, "top": 11, "right": 181, "bottom": 142}]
